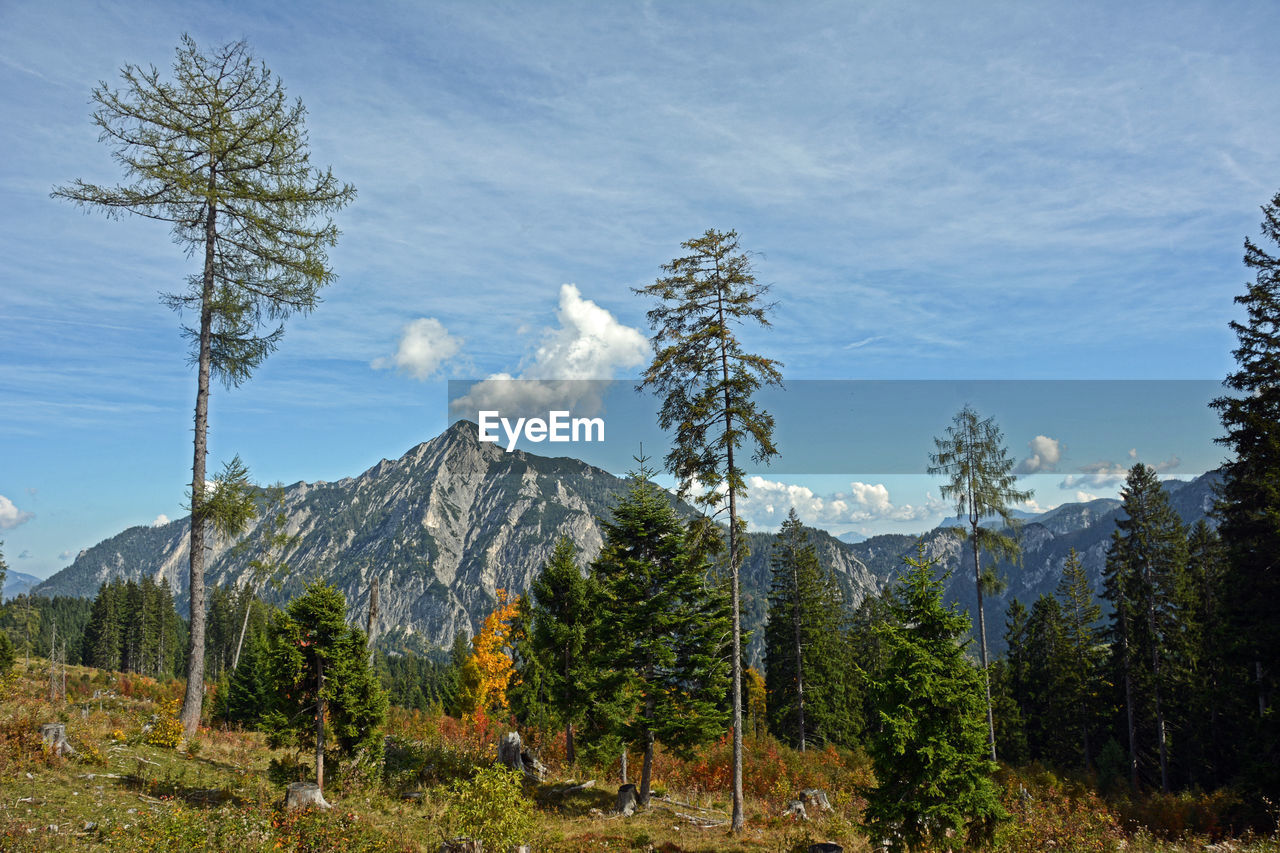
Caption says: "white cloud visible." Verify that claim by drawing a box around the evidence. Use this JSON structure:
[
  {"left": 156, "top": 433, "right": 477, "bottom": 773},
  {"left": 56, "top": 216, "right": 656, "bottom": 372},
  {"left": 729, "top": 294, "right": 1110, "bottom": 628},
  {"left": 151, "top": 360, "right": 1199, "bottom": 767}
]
[
  {"left": 451, "top": 284, "right": 648, "bottom": 417},
  {"left": 1075, "top": 491, "right": 1100, "bottom": 502},
  {"left": 58, "top": 550, "right": 72, "bottom": 560},
  {"left": 372, "top": 317, "right": 463, "bottom": 380},
  {"left": 1059, "top": 454, "right": 1181, "bottom": 490},
  {"left": 1016, "top": 435, "right": 1062, "bottom": 474},
  {"left": 0, "top": 495, "right": 34, "bottom": 529},
  {"left": 731, "top": 476, "right": 946, "bottom": 530},
  {"left": 151, "top": 514, "right": 170, "bottom": 527}
]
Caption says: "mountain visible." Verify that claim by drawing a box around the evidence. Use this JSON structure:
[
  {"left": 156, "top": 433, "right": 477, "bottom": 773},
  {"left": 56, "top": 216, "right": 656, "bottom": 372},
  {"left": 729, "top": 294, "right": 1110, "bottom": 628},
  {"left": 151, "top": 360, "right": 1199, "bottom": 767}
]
[
  {"left": 2, "top": 570, "right": 43, "bottom": 602},
  {"left": 33, "top": 421, "right": 1220, "bottom": 664}
]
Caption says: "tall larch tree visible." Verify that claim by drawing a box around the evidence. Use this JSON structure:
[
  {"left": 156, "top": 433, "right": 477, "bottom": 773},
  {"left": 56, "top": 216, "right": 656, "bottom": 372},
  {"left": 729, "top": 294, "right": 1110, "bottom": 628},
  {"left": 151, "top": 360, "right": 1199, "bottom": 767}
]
[
  {"left": 636, "top": 229, "right": 781, "bottom": 830},
  {"left": 53, "top": 36, "right": 355, "bottom": 736},
  {"left": 929, "top": 404, "right": 1032, "bottom": 761}
]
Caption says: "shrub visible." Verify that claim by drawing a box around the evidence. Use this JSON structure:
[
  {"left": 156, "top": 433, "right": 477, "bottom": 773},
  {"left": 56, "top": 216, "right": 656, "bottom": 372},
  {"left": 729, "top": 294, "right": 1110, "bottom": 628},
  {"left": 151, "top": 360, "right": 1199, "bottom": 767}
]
[
  {"left": 441, "top": 764, "right": 535, "bottom": 850},
  {"left": 144, "top": 698, "right": 185, "bottom": 748}
]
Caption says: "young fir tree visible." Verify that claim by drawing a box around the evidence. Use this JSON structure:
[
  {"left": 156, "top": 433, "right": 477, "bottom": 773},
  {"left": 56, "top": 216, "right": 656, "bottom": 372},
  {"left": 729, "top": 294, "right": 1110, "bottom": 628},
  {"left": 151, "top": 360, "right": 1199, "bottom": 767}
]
[
  {"left": 929, "top": 405, "right": 1032, "bottom": 761},
  {"left": 1103, "top": 463, "right": 1188, "bottom": 792},
  {"left": 865, "top": 547, "right": 1005, "bottom": 851},
  {"left": 53, "top": 37, "right": 355, "bottom": 736},
  {"left": 763, "top": 509, "right": 855, "bottom": 750},
  {"left": 512, "top": 537, "right": 597, "bottom": 765},
  {"left": 635, "top": 229, "right": 782, "bottom": 830},
  {"left": 1055, "top": 548, "right": 1104, "bottom": 771},
  {"left": 590, "top": 466, "right": 733, "bottom": 806},
  {"left": 264, "top": 580, "right": 386, "bottom": 794}
]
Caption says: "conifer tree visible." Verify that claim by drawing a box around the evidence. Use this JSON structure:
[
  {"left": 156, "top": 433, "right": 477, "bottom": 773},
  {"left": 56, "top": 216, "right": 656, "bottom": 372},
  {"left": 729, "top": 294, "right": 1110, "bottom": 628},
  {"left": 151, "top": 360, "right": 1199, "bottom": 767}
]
[
  {"left": 764, "top": 509, "right": 854, "bottom": 749},
  {"left": 54, "top": 37, "right": 355, "bottom": 736},
  {"left": 512, "top": 537, "right": 597, "bottom": 765},
  {"left": 1184, "top": 520, "right": 1229, "bottom": 786},
  {"left": 1210, "top": 191, "right": 1280, "bottom": 794},
  {"left": 264, "top": 580, "right": 386, "bottom": 794},
  {"left": 865, "top": 547, "right": 1004, "bottom": 851},
  {"left": 590, "top": 466, "right": 733, "bottom": 806},
  {"left": 1103, "top": 463, "right": 1188, "bottom": 792},
  {"left": 636, "top": 229, "right": 781, "bottom": 829},
  {"left": 929, "top": 405, "right": 1032, "bottom": 761},
  {"left": 1056, "top": 548, "right": 1103, "bottom": 770}
]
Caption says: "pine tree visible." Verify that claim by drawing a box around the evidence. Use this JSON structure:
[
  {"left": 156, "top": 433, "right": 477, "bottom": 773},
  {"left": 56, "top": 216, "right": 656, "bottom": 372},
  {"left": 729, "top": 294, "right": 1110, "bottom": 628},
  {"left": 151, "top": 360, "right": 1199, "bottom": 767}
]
[
  {"left": 1184, "top": 520, "right": 1229, "bottom": 786},
  {"left": 590, "top": 466, "right": 733, "bottom": 806},
  {"left": 929, "top": 405, "right": 1033, "bottom": 761},
  {"left": 82, "top": 581, "right": 123, "bottom": 671},
  {"left": 635, "top": 229, "right": 782, "bottom": 830},
  {"left": 865, "top": 547, "right": 1005, "bottom": 851},
  {"left": 53, "top": 37, "right": 355, "bottom": 737},
  {"left": 764, "top": 509, "right": 855, "bottom": 749}
]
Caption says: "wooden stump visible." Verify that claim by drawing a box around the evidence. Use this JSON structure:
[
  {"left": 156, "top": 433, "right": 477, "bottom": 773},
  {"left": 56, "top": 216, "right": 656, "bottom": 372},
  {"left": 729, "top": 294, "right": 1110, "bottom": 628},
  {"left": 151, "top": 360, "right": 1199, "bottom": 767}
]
[
  {"left": 284, "top": 781, "right": 330, "bottom": 810},
  {"left": 808, "top": 844, "right": 844, "bottom": 853},
  {"left": 40, "top": 723, "right": 75, "bottom": 757},
  {"left": 801, "top": 788, "right": 834, "bottom": 812},
  {"left": 497, "top": 731, "right": 547, "bottom": 782},
  {"left": 616, "top": 783, "right": 638, "bottom": 816}
]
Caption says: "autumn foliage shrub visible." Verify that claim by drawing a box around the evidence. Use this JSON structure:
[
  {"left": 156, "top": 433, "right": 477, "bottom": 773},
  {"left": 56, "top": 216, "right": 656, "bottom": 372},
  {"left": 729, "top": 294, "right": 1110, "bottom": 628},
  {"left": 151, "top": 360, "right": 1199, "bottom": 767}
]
[{"left": 992, "top": 768, "right": 1127, "bottom": 852}]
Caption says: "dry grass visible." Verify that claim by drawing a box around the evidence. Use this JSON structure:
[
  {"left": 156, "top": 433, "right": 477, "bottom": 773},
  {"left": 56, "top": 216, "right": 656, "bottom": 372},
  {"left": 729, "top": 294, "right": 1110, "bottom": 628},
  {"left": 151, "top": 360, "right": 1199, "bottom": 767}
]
[{"left": 1, "top": 658, "right": 1277, "bottom": 852}]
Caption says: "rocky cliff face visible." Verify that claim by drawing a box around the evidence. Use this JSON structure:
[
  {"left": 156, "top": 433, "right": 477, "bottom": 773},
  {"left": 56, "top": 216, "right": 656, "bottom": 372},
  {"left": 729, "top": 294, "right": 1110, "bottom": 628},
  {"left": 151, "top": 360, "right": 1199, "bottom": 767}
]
[{"left": 34, "top": 421, "right": 1220, "bottom": 662}]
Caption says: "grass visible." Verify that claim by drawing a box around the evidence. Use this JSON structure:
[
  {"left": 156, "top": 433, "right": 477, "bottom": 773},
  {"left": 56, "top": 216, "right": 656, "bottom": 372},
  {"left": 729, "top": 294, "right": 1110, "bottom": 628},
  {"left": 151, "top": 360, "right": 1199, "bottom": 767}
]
[{"left": 1, "top": 658, "right": 1277, "bottom": 851}]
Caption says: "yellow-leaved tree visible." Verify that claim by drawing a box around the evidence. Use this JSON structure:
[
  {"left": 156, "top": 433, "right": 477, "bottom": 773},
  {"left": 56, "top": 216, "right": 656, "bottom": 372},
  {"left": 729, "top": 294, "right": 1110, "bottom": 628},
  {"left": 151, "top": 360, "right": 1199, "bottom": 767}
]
[{"left": 458, "top": 589, "right": 522, "bottom": 714}]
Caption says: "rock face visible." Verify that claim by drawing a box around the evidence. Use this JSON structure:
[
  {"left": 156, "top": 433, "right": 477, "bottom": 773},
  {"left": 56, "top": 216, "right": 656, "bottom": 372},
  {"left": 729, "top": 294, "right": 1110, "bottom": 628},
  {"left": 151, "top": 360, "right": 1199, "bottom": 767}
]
[{"left": 33, "top": 418, "right": 1220, "bottom": 661}]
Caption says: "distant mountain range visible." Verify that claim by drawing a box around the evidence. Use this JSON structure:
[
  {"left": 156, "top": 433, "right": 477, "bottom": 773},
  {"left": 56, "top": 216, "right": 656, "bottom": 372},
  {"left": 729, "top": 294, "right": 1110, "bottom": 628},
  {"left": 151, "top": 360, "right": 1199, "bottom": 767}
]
[
  {"left": 2, "top": 569, "right": 42, "bottom": 602},
  {"left": 33, "top": 421, "right": 1220, "bottom": 663}
]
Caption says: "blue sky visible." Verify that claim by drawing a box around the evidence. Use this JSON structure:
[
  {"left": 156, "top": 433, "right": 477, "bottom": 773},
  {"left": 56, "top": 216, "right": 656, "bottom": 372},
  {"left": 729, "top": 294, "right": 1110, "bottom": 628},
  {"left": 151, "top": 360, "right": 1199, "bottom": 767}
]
[{"left": 2, "top": 0, "right": 1275, "bottom": 577}]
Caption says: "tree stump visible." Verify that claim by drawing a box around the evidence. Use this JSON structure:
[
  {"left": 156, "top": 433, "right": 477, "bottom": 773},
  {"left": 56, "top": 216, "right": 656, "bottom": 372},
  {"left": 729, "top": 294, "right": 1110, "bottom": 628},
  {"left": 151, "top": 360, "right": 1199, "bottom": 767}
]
[
  {"left": 809, "top": 844, "right": 843, "bottom": 853},
  {"left": 616, "top": 783, "right": 638, "bottom": 816},
  {"left": 284, "top": 781, "right": 330, "bottom": 810},
  {"left": 783, "top": 799, "right": 808, "bottom": 820},
  {"left": 497, "top": 731, "right": 547, "bottom": 782},
  {"left": 801, "top": 788, "right": 834, "bottom": 812},
  {"left": 40, "top": 723, "right": 75, "bottom": 757},
  {"left": 437, "top": 840, "right": 482, "bottom": 853}
]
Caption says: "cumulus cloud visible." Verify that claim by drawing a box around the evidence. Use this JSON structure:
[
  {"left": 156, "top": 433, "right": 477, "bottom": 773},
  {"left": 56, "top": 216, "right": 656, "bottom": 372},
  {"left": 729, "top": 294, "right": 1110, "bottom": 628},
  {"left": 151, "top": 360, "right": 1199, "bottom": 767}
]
[
  {"left": 728, "top": 476, "right": 946, "bottom": 530},
  {"left": 58, "top": 550, "right": 72, "bottom": 560},
  {"left": 372, "top": 317, "right": 463, "bottom": 380},
  {"left": 1075, "top": 491, "right": 1100, "bottom": 502},
  {"left": 0, "top": 495, "right": 34, "bottom": 529},
  {"left": 452, "top": 284, "right": 648, "bottom": 417},
  {"left": 1016, "top": 435, "right": 1062, "bottom": 474},
  {"left": 151, "top": 514, "right": 170, "bottom": 528}
]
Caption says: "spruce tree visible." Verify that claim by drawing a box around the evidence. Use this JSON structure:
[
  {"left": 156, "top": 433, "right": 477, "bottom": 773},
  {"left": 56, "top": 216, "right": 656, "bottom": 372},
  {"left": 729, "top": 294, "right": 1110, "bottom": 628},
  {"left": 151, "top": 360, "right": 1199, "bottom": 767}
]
[
  {"left": 512, "top": 537, "right": 597, "bottom": 765},
  {"left": 264, "top": 580, "right": 386, "bottom": 794},
  {"left": 1056, "top": 548, "right": 1103, "bottom": 771},
  {"left": 764, "top": 509, "right": 855, "bottom": 749},
  {"left": 929, "top": 405, "right": 1032, "bottom": 761},
  {"left": 53, "top": 37, "right": 355, "bottom": 736},
  {"left": 1103, "top": 463, "right": 1188, "bottom": 792},
  {"left": 1210, "top": 191, "right": 1280, "bottom": 794},
  {"left": 590, "top": 466, "right": 732, "bottom": 806},
  {"left": 635, "top": 229, "right": 782, "bottom": 830},
  {"left": 865, "top": 547, "right": 1005, "bottom": 851}
]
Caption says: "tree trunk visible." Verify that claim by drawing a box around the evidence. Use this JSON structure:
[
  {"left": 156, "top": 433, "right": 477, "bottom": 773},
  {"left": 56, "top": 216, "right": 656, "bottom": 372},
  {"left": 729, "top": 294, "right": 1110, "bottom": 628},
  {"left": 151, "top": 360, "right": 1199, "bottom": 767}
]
[
  {"left": 793, "top": 555, "right": 806, "bottom": 752},
  {"left": 315, "top": 656, "right": 326, "bottom": 793},
  {"left": 620, "top": 748, "right": 627, "bottom": 784},
  {"left": 972, "top": 527, "right": 997, "bottom": 762},
  {"left": 231, "top": 585, "right": 254, "bottom": 674},
  {"left": 1121, "top": 613, "right": 1138, "bottom": 790},
  {"left": 727, "top": 439, "right": 745, "bottom": 831},
  {"left": 181, "top": 188, "right": 217, "bottom": 739},
  {"left": 639, "top": 729, "right": 654, "bottom": 806},
  {"left": 564, "top": 641, "right": 576, "bottom": 766}
]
